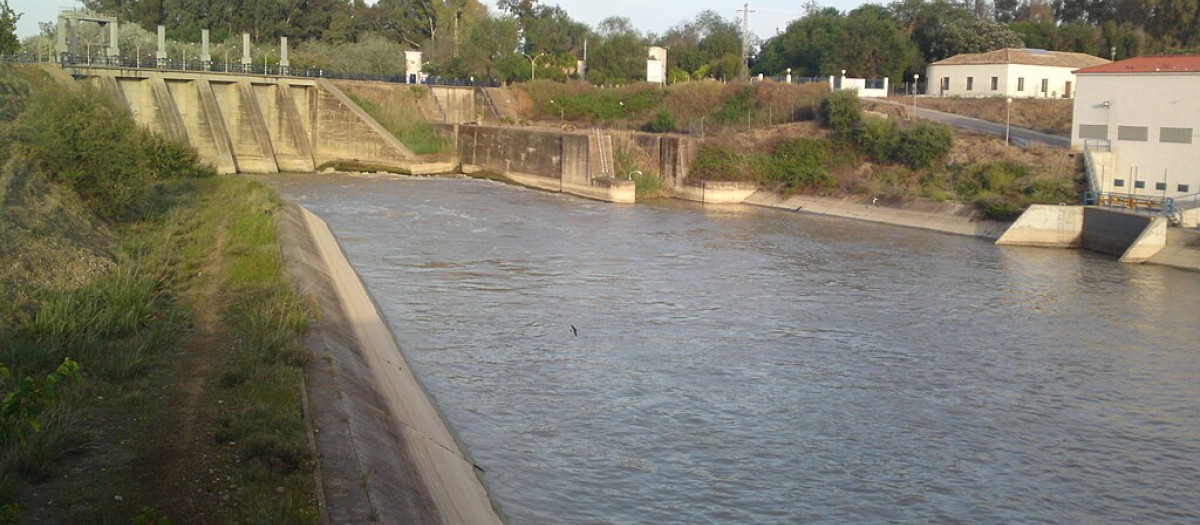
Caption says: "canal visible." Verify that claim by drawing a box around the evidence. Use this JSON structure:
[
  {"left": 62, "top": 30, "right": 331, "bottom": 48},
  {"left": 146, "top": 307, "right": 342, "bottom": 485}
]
[{"left": 269, "top": 173, "right": 1200, "bottom": 524}]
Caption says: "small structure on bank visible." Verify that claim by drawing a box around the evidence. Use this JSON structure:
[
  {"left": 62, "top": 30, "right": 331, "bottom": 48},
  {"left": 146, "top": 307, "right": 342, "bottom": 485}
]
[
  {"left": 405, "top": 51, "right": 424, "bottom": 84},
  {"left": 647, "top": 47, "right": 666, "bottom": 85},
  {"left": 829, "top": 71, "right": 888, "bottom": 98},
  {"left": 926, "top": 48, "right": 1109, "bottom": 98},
  {"left": 1072, "top": 55, "right": 1200, "bottom": 226}
]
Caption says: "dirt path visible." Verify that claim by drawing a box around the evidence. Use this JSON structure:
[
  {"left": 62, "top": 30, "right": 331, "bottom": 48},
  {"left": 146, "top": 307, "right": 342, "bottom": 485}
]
[{"left": 140, "top": 212, "right": 235, "bottom": 523}]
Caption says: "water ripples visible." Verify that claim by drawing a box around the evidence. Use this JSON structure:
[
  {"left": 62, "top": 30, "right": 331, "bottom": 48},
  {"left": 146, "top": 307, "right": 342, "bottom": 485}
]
[{"left": 267, "top": 174, "right": 1200, "bottom": 524}]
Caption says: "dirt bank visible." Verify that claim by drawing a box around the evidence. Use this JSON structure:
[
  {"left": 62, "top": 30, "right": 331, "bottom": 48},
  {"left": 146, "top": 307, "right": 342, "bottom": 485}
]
[{"left": 277, "top": 203, "right": 503, "bottom": 525}]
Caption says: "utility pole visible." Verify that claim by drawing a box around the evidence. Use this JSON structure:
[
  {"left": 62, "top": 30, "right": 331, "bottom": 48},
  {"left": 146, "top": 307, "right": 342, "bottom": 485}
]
[{"left": 738, "top": 3, "right": 755, "bottom": 80}]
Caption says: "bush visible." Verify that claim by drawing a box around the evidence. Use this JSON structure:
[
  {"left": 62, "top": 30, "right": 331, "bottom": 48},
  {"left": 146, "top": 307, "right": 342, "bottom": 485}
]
[
  {"left": 690, "top": 144, "right": 753, "bottom": 181},
  {"left": 762, "top": 138, "right": 836, "bottom": 188},
  {"left": 854, "top": 117, "right": 900, "bottom": 161},
  {"left": 893, "top": 122, "right": 953, "bottom": 169},
  {"left": 644, "top": 108, "right": 676, "bottom": 133},
  {"left": 819, "top": 90, "right": 862, "bottom": 140},
  {"left": 12, "top": 81, "right": 213, "bottom": 221}
]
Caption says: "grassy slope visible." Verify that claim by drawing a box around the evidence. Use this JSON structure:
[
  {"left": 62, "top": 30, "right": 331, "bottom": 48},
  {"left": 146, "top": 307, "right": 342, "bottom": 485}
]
[
  {"left": 0, "top": 63, "right": 317, "bottom": 522},
  {"left": 335, "top": 83, "right": 453, "bottom": 155}
]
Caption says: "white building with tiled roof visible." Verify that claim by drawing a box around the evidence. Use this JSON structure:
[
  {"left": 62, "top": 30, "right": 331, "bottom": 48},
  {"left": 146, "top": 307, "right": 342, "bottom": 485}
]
[
  {"left": 1073, "top": 55, "right": 1200, "bottom": 207},
  {"left": 926, "top": 48, "right": 1110, "bottom": 98}
]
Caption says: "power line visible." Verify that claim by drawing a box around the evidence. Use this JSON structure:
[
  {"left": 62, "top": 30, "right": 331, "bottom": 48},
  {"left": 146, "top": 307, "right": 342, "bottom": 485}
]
[{"left": 738, "top": 3, "right": 755, "bottom": 79}]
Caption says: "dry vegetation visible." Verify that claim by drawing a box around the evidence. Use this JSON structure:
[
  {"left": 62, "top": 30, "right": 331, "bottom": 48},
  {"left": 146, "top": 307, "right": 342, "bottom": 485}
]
[{"left": 872, "top": 96, "right": 1073, "bottom": 136}]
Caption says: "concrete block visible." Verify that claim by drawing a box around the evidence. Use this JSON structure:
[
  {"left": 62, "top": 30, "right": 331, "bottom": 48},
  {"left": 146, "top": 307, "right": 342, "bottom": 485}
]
[
  {"left": 1119, "top": 216, "right": 1168, "bottom": 263},
  {"left": 996, "top": 204, "right": 1084, "bottom": 247}
]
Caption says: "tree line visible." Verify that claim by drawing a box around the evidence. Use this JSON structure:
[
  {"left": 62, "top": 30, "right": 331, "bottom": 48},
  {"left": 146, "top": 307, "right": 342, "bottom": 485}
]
[{"left": 15, "top": 0, "right": 1200, "bottom": 84}]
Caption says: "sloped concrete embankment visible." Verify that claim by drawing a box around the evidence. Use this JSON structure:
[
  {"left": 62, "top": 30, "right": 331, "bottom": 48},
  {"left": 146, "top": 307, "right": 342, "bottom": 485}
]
[
  {"left": 277, "top": 204, "right": 503, "bottom": 525},
  {"left": 745, "top": 191, "right": 1011, "bottom": 238}
]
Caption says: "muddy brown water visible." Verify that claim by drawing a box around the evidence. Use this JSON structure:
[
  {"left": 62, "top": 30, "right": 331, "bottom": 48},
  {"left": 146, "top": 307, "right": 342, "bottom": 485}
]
[{"left": 267, "top": 173, "right": 1200, "bottom": 524}]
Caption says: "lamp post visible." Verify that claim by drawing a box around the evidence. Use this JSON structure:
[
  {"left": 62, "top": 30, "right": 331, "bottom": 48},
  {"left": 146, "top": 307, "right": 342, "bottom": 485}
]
[
  {"left": 263, "top": 50, "right": 274, "bottom": 75},
  {"left": 549, "top": 99, "right": 564, "bottom": 125},
  {"left": 1005, "top": 97, "right": 1013, "bottom": 146},
  {"left": 912, "top": 73, "right": 919, "bottom": 119},
  {"left": 523, "top": 52, "right": 546, "bottom": 81}
]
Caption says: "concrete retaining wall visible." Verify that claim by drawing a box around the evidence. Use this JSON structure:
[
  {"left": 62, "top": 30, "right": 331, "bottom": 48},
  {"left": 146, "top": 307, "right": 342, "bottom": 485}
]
[
  {"left": 996, "top": 205, "right": 1084, "bottom": 247},
  {"left": 1082, "top": 207, "right": 1155, "bottom": 256},
  {"left": 431, "top": 86, "right": 476, "bottom": 124},
  {"left": 998, "top": 205, "right": 1168, "bottom": 263},
  {"left": 676, "top": 180, "right": 759, "bottom": 204},
  {"left": 456, "top": 125, "right": 633, "bottom": 203}
]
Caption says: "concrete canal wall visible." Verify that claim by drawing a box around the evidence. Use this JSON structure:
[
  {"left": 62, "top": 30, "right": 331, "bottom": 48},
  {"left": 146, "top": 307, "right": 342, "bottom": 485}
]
[
  {"left": 998, "top": 205, "right": 1170, "bottom": 263},
  {"left": 455, "top": 125, "right": 635, "bottom": 203}
]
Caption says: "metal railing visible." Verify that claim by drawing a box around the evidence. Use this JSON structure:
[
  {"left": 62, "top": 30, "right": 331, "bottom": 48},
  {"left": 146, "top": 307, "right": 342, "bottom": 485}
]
[
  {"left": 3, "top": 52, "right": 500, "bottom": 86},
  {"left": 1085, "top": 190, "right": 1182, "bottom": 225},
  {"left": 1082, "top": 138, "right": 1111, "bottom": 193}
]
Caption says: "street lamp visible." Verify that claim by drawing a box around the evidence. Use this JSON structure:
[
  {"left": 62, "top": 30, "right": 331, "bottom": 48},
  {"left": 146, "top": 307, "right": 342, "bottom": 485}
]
[
  {"left": 263, "top": 49, "right": 274, "bottom": 75},
  {"left": 1005, "top": 97, "right": 1013, "bottom": 146},
  {"left": 549, "top": 99, "right": 564, "bottom": 125},
  {"left": 912, "top": 73, "right": 919, "bottom": 119},
  {"left": 523, "top": 52, "right": 546, "bottom": 81}
]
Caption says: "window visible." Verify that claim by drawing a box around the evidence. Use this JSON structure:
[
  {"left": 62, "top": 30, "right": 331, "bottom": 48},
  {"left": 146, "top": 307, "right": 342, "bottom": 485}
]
[
  {"left": 1079, "top": 124, "right": 1108, "bottom": 140},
  {"left": 991, "top": 76, "right": 998, "bottom": 90},
  {"left": 1160, "top": 127, "right": 1193, "bottom": 144},
  {"left": 1118, "top": 126, "right": 1149, "bottom": 141},
  {"left": 967, "top": 77, "right": 974, "bottom": 91},
  {"left": 1041, "top": 79, "right": 1048, "bottom": 93},
  {"left": 1114, "top": 179, "right": 1125, "bottom": 187},
  {"left": 941, "top": 77, "right": 949, "bottom": 91},
  {"left": 1155, "top": 182, "right": 1167, "bottom": 191},
  {"left": 1018, "top": 77, "right": 1025, "bottom": 91},
  {"left": 1180, "top": 184, "right": 1191, "bottom": 193},
  {"left": 1134, "top": 180, "right": 1146, "bottom": 189}
]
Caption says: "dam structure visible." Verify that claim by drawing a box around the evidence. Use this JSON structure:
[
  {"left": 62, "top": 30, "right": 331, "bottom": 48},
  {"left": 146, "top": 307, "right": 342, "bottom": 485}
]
[{"left": 75, "top": 66, "right": 455, "bottom": 176}]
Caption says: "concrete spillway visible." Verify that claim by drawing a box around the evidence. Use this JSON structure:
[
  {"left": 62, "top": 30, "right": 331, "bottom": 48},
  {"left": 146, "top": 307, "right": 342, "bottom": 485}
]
[{"left": 81, "top": 68, "right": 450, "bottom": 175}]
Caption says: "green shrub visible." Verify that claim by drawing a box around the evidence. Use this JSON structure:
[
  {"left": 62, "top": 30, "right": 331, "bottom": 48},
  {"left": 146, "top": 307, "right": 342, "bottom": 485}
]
[
  {"left": 714, "top": 87, "right": 754, "bottom": 123},
  {"left": 644, "top": 108, "right": 676, "bottom": 133},
  {"left": 763, "top": 138, "right": 836, "bottom": 188},
  {"left": 854, "top": 117, "right": 900, "bottom": 161},
  {"left": 819, "top": 90, "right": 862, "bottom": 140},
  {"left": 690, "top": 144, "right": 752, "bottom": 181},
  {"left": 12, "top": 82, "right": 213, "bottom": 221},
  {"left": 893, "top": 122, "right": 953, "bottom": 169}
]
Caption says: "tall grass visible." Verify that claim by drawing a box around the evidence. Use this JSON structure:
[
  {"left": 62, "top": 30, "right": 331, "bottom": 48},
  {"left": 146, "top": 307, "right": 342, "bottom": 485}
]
[{"left": 344, "top": 90, "right": 452, "bottom": 155}]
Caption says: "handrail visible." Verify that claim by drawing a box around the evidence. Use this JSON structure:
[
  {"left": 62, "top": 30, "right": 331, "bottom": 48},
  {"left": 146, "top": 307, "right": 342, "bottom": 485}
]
[{"left": 1081, "top": 138, "right": 1111, "bottom": 194}]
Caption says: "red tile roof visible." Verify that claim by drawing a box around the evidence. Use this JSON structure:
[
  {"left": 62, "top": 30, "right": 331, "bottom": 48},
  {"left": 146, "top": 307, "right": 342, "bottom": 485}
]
[
  {"left": 1075, "top": 55, "right": 1200, "bottom": 74},
  {"left": 930, "top": 48, "right": 1109, "bottom": 69}
]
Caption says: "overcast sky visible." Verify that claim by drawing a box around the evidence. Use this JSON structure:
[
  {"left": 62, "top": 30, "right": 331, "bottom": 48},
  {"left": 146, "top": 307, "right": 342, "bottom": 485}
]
[{"left": 10, "top": 0, "right": 869, "bottom": 41}]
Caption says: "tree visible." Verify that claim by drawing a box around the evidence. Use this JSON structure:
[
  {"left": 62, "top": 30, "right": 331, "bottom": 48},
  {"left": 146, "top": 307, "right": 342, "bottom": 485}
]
[
  {"left": 929, "top": 18, "right": 1023, "bottom": 58},
  {"left": 754, "top": 7, "right": 843, "bottom": 76},
  {"left": 0, "top": 0, "right": 20, "bottom": 56},
  {"left": 586, "top": 17, "right": 645, "bottom": 84}
]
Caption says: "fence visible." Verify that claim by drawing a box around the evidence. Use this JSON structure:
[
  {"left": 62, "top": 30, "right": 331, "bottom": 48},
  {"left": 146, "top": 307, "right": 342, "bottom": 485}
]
[{"left": 1, "top": 53, "right": 499, "bottom": 86}]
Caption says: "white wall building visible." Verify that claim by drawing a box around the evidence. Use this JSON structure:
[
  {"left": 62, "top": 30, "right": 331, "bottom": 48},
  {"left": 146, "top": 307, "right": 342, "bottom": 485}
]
[
  {"left": 647, "top": 46, "right": 667, "bottom": 84},
  {"left": 1072, "top": 56, "right": 1200, "bottom": 201},
  {"left": 829, "top": 73, "right": 888, "bottom": 98},
  {"left": 404, "top": 50, "right": 424, "bottom": 84},
  {"left": 926, "top": 48, "right": 1109, "bottom": 98}
]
